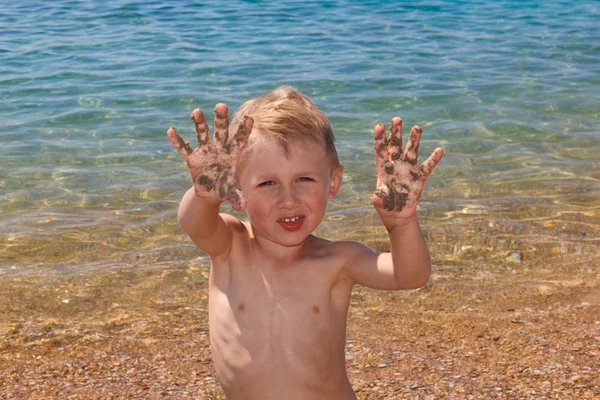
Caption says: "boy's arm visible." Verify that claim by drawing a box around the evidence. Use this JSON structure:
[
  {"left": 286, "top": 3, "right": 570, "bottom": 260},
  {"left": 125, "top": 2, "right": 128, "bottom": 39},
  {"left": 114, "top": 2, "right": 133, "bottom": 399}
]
[
  {"left": 344, "top": 118, "right": 444, "bottom": 290},
  {"left": 167, "top": 104, "right": 253, "bottom": 258},
  {"left": 177, "top": 187, "right": 233, "bottom": 258}
]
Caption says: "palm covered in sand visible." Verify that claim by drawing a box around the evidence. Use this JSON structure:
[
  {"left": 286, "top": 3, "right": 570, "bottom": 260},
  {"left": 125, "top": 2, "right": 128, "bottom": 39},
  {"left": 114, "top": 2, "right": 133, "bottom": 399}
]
[
  {"left": 167, "top": 104, "right": 254, "bottom": 211},
  {"left": 372, "top": 117, "right": 444, "bottom": 223}
]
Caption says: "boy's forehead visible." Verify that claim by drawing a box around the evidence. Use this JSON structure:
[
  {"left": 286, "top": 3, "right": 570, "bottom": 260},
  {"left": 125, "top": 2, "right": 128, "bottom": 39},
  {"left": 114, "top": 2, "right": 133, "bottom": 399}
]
[
  {"left": 244, "top": 134, "right": 286, "bottom": 157},
  {"left": 239, "top": 135, "right": 330, "bottom": 173},
  {"left": 245, "top": 133, "right": 325, "bottom": 157}
]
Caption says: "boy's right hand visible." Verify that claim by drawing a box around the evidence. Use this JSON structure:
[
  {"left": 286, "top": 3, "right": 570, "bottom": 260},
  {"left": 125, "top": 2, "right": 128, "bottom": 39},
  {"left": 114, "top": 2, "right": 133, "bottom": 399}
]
[{"left": 167, "top": 104, "right": 253, "bottom": 211}]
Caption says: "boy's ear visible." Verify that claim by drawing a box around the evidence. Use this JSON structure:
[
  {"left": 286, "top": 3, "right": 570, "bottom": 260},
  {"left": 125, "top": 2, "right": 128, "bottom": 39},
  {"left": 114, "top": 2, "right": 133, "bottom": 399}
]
[{"left": 328, "top": 166, "right": 344, "bottom": 199}]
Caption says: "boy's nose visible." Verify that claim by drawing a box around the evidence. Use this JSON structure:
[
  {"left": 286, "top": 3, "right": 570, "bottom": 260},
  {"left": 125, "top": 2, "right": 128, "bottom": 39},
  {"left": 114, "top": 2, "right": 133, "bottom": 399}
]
[{"left": 278, "top": 187, "right": 300, "bottom": 209}]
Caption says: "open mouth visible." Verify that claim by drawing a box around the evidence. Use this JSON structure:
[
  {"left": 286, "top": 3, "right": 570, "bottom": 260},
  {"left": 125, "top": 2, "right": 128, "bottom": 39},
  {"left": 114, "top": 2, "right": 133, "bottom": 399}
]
[{"left": 278, "top": 215, "right": 305, "bottom": 232}]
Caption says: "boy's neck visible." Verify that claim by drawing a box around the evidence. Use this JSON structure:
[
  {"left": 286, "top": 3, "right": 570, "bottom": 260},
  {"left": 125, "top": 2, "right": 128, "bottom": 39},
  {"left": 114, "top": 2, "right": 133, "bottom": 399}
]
[{"left": 248, "top": 223, "right": 317, "bottom": 264}]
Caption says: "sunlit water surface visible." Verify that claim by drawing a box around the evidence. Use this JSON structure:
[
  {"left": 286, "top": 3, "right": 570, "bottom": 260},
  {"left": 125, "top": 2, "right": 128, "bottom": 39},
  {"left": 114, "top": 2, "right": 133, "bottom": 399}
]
[{"left": 1, "top": 0, "right": 599, "bottom": 278}]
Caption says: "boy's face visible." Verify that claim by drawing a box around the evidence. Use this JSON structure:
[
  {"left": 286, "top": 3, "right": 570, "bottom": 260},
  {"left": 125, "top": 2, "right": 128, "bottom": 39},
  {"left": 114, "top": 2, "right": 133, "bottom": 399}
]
[{"left": 237, "top": 136, "right": 342, "bottom": 248}]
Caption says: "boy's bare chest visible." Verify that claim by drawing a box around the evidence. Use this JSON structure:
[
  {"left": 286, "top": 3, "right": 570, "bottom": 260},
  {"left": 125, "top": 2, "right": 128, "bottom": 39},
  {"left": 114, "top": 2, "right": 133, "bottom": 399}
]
[
  {"left": 208, "top": 256, "right": 352, "bottom": 346},
  {"left": 215, "top": 259, "right": 340, "bottom": 321},
  {"left": 206, "top": 253, "right": 354, "bottom": 392}
]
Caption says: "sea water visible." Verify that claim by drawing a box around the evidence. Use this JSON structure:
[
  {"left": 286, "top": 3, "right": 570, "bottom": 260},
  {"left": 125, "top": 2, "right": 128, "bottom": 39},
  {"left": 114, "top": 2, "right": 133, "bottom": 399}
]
[{"left": 1, "top": 0, "right": 599, "bottom": 276}]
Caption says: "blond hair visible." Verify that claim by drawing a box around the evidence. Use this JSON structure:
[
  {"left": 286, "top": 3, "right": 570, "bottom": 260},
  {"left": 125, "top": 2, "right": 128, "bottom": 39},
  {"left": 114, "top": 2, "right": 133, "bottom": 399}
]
[{"left": 231, "top": 85, "right": 340, "bottom": 169}]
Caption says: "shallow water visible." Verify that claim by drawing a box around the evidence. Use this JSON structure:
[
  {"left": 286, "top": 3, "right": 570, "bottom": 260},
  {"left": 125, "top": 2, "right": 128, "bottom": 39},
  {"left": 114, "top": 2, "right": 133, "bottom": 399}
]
[{"left": 1, "top": 0, "right": 599, "bottom": 276}]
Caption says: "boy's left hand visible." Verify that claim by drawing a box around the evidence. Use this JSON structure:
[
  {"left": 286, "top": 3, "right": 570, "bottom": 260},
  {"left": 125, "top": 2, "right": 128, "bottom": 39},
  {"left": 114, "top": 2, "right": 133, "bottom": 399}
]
[{"left": 372, "top": 117, "right": 444, "bottom": 226}]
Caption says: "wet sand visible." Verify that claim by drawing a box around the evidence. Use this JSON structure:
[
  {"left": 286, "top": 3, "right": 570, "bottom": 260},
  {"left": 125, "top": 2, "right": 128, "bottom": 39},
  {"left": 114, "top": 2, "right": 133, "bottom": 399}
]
[{"left": 1, "top": 251, "right": 598, "bottom": 399}]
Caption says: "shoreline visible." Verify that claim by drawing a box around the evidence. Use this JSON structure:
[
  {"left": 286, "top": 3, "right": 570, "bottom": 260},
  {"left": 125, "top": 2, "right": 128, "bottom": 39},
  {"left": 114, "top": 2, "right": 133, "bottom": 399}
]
[{"left": 1, "top": 254, "right": 598, "bottom": 399}]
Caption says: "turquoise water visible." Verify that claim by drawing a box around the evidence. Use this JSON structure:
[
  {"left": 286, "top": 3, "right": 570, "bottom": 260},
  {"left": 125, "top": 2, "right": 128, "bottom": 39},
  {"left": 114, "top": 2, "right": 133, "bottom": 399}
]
[{"left": 1, "top": 0, "right": 599, "bottom": 275}]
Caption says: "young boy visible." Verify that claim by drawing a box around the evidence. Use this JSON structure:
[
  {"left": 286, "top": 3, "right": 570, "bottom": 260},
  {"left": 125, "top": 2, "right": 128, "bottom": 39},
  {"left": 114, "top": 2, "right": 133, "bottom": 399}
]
[{"left": 167, "top": 86, "right": 444, "bottom": 399}]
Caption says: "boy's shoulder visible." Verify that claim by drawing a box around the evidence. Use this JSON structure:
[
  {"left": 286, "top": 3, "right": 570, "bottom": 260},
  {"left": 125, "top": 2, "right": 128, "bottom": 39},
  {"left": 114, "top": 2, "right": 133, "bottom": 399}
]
[
  {"left": 304, "top": 235, "right": 375, "bottom": 265},
  {"left": 221, "top": 213, "right": 248, "bottom": 232},
  {"left": 325, "top": 238, "right": 375, "bottom": 258}
]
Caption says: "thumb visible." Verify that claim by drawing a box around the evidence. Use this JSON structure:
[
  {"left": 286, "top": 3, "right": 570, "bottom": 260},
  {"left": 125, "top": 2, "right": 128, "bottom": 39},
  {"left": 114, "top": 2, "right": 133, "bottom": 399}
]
[{"left": 228, "top": 188, "right": 247, "bottom": 211}]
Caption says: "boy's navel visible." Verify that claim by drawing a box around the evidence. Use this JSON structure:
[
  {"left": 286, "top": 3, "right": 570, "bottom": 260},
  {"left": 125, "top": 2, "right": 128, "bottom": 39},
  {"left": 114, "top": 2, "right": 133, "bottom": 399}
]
[
  {"left": 312, "top": 305, "right": 320, "bottom": 315},
  {"left": 237, "top": 303, "right": 246, "bottom": 312}
]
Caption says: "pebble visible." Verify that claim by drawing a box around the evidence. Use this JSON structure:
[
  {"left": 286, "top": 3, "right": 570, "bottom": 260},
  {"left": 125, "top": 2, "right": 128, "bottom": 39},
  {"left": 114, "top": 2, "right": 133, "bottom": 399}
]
[{"left": 507, "top": 252, "right": 523, "bottom": 262}]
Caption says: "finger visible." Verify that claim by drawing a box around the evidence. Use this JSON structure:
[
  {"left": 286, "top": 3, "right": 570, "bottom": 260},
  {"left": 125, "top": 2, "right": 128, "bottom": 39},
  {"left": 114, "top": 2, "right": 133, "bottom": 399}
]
[
  {"left": 167, "top": 126, "right": 193, "bottom": 157},
  {"left": 229, "top": 116, "right": 254, "bottom": 156},
  {"left": 371, "top": 192, "right": 385, "bottom": 210},
  {"left": 372, "top": 185, "right": 389, "bottom": 209},
  {"left": 227, "top": 187, "right": 247, "bottom": 212},
  {"left": 419, "top": 147, "right": 444, "bottom": 178},
  {"left": 403, "top": 125, "right": 422, "bottom": 165},
  {"left": 373, "top": 123, "right": 388, "bottom": 176},
  {"left": 213, "top": 103, "right": 229, "bottom": 147},
  {"left": 387, "top": 117, "right": 403, "bottom": 162},
  {"left": 190, "top": 108, "right": 210, "bottom": 146}
]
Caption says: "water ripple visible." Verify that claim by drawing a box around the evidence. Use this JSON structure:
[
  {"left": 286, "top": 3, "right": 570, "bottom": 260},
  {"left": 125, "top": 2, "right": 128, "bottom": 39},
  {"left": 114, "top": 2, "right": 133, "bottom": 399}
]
[{"left": 1, "top": 0, "right": 598, "bottom": 273}]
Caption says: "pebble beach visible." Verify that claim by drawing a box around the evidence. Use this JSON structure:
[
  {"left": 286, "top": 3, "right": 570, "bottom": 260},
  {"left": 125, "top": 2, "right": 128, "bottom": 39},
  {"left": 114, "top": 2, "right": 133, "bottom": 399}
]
[{"left": 1, "top": 1, "right": 599, "bottom": 398}]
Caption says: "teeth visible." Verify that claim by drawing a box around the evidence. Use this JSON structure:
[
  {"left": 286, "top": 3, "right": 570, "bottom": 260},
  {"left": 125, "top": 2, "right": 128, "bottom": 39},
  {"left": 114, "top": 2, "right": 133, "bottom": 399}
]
[{"left": 283, "top": 217, "right": 300, "bottom": 223}]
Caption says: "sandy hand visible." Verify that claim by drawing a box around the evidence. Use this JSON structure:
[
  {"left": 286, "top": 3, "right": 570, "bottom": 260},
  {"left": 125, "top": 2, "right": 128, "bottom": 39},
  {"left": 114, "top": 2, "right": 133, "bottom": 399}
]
[
  {"left": 372, "top": 117, "right": 444, "bottom": 223},
  {"left": 167, "top": 104, "right": 253, "bottom": 211}
]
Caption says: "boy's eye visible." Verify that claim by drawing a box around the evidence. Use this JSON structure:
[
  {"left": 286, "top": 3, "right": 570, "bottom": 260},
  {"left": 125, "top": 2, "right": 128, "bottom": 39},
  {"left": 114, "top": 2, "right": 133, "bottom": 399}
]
[
  {"left": 258, "top": 181, "right": 275, "bottom": 187},
  {"left": 298, "top": 177, "right": 313, "bottom": 182}
]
